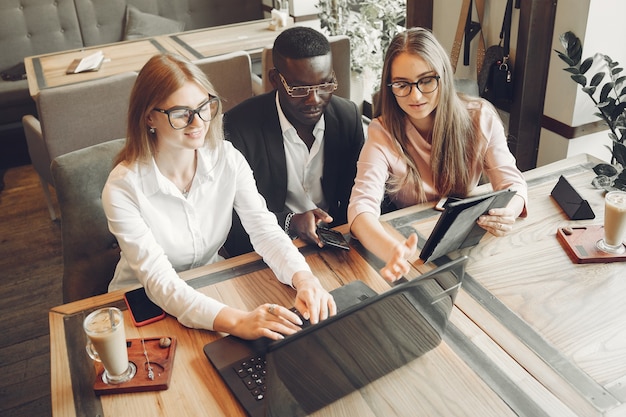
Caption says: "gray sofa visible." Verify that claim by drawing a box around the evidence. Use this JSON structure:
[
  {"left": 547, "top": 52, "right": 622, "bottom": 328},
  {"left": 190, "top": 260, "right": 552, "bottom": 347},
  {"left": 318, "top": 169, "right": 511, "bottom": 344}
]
[{"left": 0, "top": 0, "right": 262, "bottom": 167}]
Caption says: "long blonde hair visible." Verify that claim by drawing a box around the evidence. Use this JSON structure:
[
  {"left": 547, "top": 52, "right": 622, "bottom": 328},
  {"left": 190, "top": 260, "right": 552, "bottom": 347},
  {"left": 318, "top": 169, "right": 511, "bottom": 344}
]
[
  {"left": 114, "top": 53, "right": 223, "bottom": 166},
  {"left": 376, "top": 28, "right": 482, "bottom": 201}
]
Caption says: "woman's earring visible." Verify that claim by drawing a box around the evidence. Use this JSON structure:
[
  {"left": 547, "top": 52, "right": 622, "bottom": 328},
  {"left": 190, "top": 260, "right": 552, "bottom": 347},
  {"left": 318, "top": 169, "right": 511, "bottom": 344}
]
[{"left": 149, "top": 127, "right": 156, "bottom": 134}]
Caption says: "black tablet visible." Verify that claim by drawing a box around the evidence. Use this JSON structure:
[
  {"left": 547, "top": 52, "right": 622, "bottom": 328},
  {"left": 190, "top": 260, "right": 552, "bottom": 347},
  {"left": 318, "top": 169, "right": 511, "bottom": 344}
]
[{"left": 420, "top": 189, "right": 516, "bottom": 263}]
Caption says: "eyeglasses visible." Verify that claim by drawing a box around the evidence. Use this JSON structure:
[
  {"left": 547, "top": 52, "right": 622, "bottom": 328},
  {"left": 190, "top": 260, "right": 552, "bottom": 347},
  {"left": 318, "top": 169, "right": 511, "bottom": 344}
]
[
  {"left": 278, "top": 72, "right": 338, "bottom": 98},
  {"left": 387, "top": 75, "right": 440, "bottom": 97},
  {"left": 153, "top": 96, "right": 220, "bottom": 130}
]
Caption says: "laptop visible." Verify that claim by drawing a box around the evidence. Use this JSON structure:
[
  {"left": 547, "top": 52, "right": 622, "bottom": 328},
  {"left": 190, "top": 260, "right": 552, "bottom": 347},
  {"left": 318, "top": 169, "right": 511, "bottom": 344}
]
[{"left": 203, "top": 256, "right": 467, "bottom": 417}]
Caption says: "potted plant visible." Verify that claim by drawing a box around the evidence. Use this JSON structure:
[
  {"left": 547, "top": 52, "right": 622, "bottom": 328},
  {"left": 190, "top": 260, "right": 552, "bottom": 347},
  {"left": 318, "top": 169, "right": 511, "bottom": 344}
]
[
  {"left": 555, "top": 31, "right": 626, "bottom": 191},
  {"left": 317, "top": 0, "right": 406, "bottom": 116}
]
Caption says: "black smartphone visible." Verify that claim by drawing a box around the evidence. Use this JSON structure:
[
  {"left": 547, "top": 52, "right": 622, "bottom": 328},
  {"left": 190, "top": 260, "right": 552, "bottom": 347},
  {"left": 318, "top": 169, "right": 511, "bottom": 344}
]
[
  {"left": 123, "top": 287, "right": 166, "bottom": 327},
  {"left": 317, "top": 226, "right": 350, "bottom": 250}
]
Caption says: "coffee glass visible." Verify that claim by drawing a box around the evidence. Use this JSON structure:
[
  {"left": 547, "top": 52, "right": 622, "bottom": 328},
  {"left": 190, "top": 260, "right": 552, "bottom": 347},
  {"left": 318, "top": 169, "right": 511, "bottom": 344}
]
[
  {"left": 84, "top": 307, "right": 136, "bottom": 384},
  {"left": 596, "top": 190, "right": 626, "bottom": 254}
]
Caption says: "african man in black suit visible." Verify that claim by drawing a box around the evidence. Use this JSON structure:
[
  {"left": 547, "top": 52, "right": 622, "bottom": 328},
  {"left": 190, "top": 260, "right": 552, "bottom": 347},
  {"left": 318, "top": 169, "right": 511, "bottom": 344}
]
[{"left": 223, "top": 26, "right": 364, "bottom": 256}]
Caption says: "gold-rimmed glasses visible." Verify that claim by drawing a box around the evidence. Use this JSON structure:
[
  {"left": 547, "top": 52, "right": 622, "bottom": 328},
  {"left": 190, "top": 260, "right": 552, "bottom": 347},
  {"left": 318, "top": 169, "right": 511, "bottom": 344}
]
[{"left": 278, "top": 72, "right": 338, "bottom": 98}]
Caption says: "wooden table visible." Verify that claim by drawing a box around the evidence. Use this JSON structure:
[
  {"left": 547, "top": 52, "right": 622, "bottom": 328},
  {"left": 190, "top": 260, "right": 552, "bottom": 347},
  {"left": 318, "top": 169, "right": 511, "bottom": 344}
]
[
  {"left": 24, "top": 19, "right": 293, "bottom": 98},
  {"left": 49, "top": 154, "right": 626, "bottom": 416},
  {"left": 163, "top": 18, "right": 295, "bottom": 61},
  {"left": 384, "top": 153, "right": 626, "bottom": 417}
]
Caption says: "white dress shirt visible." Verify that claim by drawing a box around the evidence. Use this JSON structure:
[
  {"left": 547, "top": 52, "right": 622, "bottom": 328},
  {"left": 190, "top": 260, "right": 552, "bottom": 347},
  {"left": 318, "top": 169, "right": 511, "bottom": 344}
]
[
  {"left": 275, "top": 93, "right": 328, "bottom": 213},
  {"left": 102, "top": 140, "right": 311, "bottom": 330}
]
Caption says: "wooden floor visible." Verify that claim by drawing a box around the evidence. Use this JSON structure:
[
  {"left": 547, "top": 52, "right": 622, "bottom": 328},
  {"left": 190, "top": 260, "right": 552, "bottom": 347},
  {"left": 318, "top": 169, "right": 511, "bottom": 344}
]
[{"left": 0, "top": 164, "right": 62, "bottom": 417}]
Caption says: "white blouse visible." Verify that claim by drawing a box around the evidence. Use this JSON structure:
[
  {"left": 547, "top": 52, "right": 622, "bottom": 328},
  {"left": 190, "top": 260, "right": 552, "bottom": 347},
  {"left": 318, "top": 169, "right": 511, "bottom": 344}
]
[{"left": 102, "top": 140, "right": 311, "bottom": 330}]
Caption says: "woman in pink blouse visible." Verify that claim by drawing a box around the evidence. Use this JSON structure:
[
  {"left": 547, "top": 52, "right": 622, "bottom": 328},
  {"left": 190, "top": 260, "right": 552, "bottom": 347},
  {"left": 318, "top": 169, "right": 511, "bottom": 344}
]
[{"left": 348, "top": 27, "right": 528, "bottom": 282}]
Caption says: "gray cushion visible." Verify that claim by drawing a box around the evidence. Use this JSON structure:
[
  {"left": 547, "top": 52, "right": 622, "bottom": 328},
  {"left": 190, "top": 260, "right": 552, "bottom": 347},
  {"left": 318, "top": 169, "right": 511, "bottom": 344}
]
[
  {"left": 51, "top": 138, "right": 126, "bottom": 303},
  {"left": 123, "top": 5, "right": 185, "bottom": 40},
  {"left": 0, "top": 0, "right": 83, "bottom": 72}
]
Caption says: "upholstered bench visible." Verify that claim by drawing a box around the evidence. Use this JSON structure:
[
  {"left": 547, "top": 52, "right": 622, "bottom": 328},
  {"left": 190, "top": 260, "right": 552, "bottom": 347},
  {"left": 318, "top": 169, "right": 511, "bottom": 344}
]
[{"left": 0, "top": 0, "right": 262, "bottom": 168}]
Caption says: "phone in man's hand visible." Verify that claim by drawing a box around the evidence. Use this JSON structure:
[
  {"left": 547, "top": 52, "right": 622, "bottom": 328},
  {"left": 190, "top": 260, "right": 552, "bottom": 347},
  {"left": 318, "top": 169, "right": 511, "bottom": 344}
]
[
  {"left": 123, "top": 287, "right": 166, "bottom": 327},
  {"left": 316, "top": 226, "right": 350, "bottom": 250}
]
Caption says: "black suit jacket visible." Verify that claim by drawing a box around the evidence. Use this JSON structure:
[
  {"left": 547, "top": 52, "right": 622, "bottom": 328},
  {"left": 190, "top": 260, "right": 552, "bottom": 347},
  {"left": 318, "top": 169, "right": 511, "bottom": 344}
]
[{"left": 223, "top": 92, "right": 364, "bottom": 256}]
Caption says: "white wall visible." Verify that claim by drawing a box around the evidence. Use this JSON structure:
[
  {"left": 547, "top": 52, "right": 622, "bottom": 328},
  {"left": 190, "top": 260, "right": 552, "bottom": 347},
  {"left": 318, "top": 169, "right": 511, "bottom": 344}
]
[
  {"left": 433, "top": 0, "right": 626, "bottom": 167},
  {"left": 539, "top": 0, "right": 626, "bottom": 165}
]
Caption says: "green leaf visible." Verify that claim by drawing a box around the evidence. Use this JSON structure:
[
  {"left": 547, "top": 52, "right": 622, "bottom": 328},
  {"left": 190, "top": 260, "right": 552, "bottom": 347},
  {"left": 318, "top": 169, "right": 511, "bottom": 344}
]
[
  {"left": 571, "top": 74, "right": 587, "bottom": 86},
  {"left": 590, "top": 72, "right": 606, "bottom": 87},
  {"left": 583, "top": 86, "right": 597, "bottom": 95},
  {"left": 580, "top": 57, "right": 593, "bottom": 74},
  {"left": 594, "top": 112, "right": 610, "bottom": 124},
  {"left": 568, "top": 40, "right": 582, "bottom": 64},
  {"left": 600, "top": 83, "right": 614, "bottom": 102},
  {"left": 613, "top": 142, "right": 626, "bottom": 166},
  {"left": 563, "top": 67, "right": 580, "bottom": 75},
  {"left": 612, "top": 67, "right": 623, "bottom": 76},
  {"left": 559, "top": 31, "right": 582, "bottom": 64},
  {"left": 612, "top": 101, "right": 626, "bottom": 120},
  {"left": 556, "top": 51, "right": 576, "bottom": 67},
  {"left": 558, "top": 31, "right": 576, "bottom": 50}
]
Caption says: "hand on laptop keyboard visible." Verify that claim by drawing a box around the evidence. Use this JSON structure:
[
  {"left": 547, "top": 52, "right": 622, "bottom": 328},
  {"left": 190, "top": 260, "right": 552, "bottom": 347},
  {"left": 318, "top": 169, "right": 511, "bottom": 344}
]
[
  {"left": 291, "top": 271, "right": 337, "bottom": 325},
  {"left": 213, "top": 304, "right": 303, "bottom": 341}
]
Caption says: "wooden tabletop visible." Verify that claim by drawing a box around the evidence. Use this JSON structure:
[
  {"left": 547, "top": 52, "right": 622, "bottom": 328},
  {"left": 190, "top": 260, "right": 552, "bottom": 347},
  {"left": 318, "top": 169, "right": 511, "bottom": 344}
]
[
  {"left": 24, "top": 19, "right": 293, "bottom": 98},
  {"left": 24, "top": 37, "right": 171, "bottom": 98},
  {"left": 49, "top": 154, "right": 626, "bottom": 417},
  {"left": 162, "top": 18, "right": 295, "bottom": 61},
  {"left": 383, "top": 153, "right": 626, "bottom": 417}
]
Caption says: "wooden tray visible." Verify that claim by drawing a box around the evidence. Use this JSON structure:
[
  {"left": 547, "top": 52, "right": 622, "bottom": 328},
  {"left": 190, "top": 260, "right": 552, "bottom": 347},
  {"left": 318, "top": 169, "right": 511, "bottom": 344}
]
[
  {"left": 556, "top": 225, "right": 626, "bottom": 264},
  {"left": 94, "top": 336, "right": 176, "bottom": 395}
]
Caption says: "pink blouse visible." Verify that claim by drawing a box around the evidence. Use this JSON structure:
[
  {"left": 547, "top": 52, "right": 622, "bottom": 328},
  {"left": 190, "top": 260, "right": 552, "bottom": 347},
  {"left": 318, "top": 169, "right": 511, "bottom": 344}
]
[{"left": 348, "top": 99, "right": 528, "bottom": 225}]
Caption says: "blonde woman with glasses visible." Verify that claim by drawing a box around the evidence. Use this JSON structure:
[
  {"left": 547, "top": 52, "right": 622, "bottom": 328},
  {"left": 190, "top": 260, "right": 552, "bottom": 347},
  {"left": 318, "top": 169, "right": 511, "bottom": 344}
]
[
  {"left": 348, "top": 28, "right": 528, "bottom": 282},
  {"left": 103, "top": 53, "right": 336, "bottom": 340}
]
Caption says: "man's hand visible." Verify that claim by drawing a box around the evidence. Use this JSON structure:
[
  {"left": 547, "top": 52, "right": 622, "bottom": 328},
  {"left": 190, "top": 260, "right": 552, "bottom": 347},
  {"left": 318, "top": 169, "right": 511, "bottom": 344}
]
[{"left": 288, "top": 209, "right": 333, "bottom": 246}]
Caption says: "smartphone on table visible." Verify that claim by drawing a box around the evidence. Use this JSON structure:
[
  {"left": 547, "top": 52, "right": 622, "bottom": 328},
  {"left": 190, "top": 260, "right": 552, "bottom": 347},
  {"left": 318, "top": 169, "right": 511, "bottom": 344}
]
[{"left": 123, "top": 287, "right": 166, "bottom": 327}]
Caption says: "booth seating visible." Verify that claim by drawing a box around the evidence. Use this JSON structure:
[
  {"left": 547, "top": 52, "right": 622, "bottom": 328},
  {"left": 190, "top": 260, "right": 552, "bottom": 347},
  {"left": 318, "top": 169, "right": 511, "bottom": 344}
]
[
  {"left": 23, "top": 72, "right": 138, "bottom": 220},
  {"left": 50, "top": 139, "right": 125, "bottom": 303},
  {"left": 0, "top": 0, "right": 262, "bottom": 165}
]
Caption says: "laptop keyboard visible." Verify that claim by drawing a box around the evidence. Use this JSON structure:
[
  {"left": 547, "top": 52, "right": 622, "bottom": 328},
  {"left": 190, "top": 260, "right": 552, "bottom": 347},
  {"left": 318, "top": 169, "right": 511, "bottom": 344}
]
[
  {"left": 234, "top": 355, "right": 268, "bottom": 401},
  {"left": 233, "top": 312, "right": 312, "bottom": 402}
]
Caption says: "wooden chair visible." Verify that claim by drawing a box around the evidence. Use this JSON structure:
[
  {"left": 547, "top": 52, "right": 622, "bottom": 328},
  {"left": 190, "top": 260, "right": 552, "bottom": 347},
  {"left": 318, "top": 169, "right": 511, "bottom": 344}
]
[
  {"left": 23, "top": 71, "right": 137, "bottom": 220},
  {"left": 193, "top": 51, "right": 254, "bottom": 113},
  {"left": 251, "top": 35, "right": 351, "bottom": 100},
  {"left": 50, "top": 139, "right": 124, "bottom": 303}
]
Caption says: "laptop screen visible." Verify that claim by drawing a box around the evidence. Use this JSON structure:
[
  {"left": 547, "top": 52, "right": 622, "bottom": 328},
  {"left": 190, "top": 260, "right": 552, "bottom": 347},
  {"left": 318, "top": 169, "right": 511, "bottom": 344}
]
[{"left": 264, "top": 256, "right": 466, "bottom": 416}]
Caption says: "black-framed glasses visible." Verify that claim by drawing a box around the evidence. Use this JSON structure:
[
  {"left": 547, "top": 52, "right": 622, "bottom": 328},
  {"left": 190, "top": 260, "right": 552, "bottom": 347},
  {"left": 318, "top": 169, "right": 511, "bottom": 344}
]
[
  {"left": 278, "top": 72, "right": 338, "bottom": 98},
  {"left": 153, "top": 96, "right": 220, "bottom": 130},
  {"left": 387, "top": 75, "right": 440, "bottom": 97}
]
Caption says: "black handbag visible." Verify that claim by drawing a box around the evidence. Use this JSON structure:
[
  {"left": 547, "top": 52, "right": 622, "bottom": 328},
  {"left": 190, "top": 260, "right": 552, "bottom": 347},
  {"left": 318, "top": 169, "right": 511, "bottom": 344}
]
[{"left": 478, "top": 0, "right": 513, "bottom": 106}]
